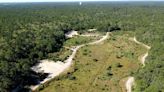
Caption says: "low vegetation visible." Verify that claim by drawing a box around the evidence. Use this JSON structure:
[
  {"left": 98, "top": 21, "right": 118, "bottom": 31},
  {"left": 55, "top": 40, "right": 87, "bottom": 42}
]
[
  {"left": 48, "top": 48, "right": 71, "bottom": 61},
  {"left": 39, "top": 33, "right": 146, "bottom": 92},
  {"left": 64, "top": 36, "right": 100, "bottom": 47}
]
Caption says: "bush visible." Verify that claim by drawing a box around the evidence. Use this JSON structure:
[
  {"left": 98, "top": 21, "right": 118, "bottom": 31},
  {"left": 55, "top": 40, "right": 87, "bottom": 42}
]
[
  {"left": 93, "top": 58, "right": 98, "bottom": 62},
  {"left": 114, "top": 63, "right": 123, "bottom": 68},
  {"left": 107, "top": 72, "right": 113, "bottom": 76},
  {"left": 107, "top": 66, "right": 112, "bottom": 70},
  {"left": 38, "top": 84, "right": 44, "bottom": 91},
  {"left": 68, "top": 75, "right": 77, "bottom": 80},
  {"left": 116, "top": 52, "right": 124, "bottom": 58},
  {"left": 83, "top": 52, "right": 88, "bottom": 56}
]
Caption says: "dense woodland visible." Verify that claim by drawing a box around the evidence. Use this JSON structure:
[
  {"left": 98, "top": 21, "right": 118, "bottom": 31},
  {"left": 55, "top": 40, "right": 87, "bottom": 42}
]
[{"left": 0, "top": 2, "right": 164, "bottom": 92}]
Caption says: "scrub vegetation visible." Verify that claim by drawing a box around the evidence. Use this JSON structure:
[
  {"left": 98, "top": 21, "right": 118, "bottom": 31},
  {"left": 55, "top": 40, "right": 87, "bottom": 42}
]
[
  {"left": 64, "top": 36, "right": 100, "bottom": 47},
  {"left": 40, "top": 33, "right": 146, "bottom": 92}
]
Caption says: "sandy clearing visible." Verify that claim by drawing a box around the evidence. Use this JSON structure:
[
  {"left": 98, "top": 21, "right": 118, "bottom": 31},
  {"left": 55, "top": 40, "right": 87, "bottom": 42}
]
[
  {"left": 126, "top": 77, "right": 134, "bottom": 92},
  {"left": 30, "top": 45, "right": 83, "bottom": 90},
  {"left": 31, "top": 32, "right": 109, "bottom": 91},
  {"left": 65, "top": 29, "right": 100, "bottom": 38},
  {"left": 65, "top": 30, "right": 79, "bottom": 38}
]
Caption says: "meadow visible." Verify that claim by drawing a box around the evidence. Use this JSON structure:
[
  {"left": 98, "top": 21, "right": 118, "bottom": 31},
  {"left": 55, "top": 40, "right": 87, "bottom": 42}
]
[{"left": 39, "top": 32, "right": 146, "bottom": 92}]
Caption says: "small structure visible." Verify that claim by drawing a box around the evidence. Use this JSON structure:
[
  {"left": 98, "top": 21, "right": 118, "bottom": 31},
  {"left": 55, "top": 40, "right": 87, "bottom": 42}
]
[{"left": 65, "top": 30, "right": 79, "bottom": 38}]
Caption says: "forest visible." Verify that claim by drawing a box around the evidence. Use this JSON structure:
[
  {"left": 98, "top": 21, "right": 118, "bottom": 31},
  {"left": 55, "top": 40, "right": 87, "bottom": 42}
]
[{"left": 0, "top": 1, "right": 164, "bottom": 92}]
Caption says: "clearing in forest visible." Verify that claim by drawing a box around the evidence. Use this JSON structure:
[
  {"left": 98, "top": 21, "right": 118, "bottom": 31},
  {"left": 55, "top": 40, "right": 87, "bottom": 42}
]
[{"left": 38, "top": 32, "right": 146, "bottom": 92}]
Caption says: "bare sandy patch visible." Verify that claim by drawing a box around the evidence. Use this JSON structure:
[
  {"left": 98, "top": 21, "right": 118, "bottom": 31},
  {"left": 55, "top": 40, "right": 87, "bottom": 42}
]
[
  {"left": 126, "top": 77, "right": 135, "bottom": 92},
  {"left": 65, "top": 30, "right": 79, "bottom": 38}
]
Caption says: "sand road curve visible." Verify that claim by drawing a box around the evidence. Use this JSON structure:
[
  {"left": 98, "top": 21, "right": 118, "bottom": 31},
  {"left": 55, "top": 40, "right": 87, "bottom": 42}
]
[{"left": 133, "top": 37, "right": 151, "bottom": 67}]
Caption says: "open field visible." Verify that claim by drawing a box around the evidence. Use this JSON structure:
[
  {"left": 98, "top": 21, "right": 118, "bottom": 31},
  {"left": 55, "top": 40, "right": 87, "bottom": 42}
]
[
  {"left": 64, "top": 35, "right": 101, "bottom": 47},
  {"left": 48, "top": 48, "right": 72, "bottom": 61},
  {"left": 39, "top": 32, "right": 146, "bottom": 92}
]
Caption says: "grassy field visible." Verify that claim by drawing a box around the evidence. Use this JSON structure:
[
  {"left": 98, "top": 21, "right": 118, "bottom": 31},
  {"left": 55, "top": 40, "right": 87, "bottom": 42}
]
[
  {"left": 48, "top": 48, "right": 72, "bottom": 61},
  {"left": 64, "top": 35, "right": 101, "bottom": 47},
  {"left": 39, "top": 32, "right": 146, "bottom": 92}
]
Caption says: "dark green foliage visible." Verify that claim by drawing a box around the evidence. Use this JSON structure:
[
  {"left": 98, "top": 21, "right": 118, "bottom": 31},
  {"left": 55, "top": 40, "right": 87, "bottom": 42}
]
[
  {"left": 115, "top": 63, "right": 123, "bottom": 68},
  {"left": 68, "top": 75, "right": 77, "bottom": 80},
  {"left": 0, "top": 2, "right": 164, "bottom": 92},
  {"left": 107, "top": 66, "right": 112, "bottom": 70},
  {"left": 0, "top": 4, "right": 66, "bottom": 91},
  {"left": 107, "top": 72, "right": 113, "bottom": 76},
  {"left": 93, "top": 59, "right": 98, "bottom": 62}
]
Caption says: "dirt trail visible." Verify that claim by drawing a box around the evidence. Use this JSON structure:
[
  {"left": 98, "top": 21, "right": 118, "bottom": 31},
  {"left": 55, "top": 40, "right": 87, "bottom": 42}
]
[
  {"left": 133, "top": 37, "right": 151, "bottom": 50},
  {"left": 125, "top": 37, "right": 151, "bottom": 92},
  {"left": 133, "top": 37, "right": 151, "bottom": 66},
  {"left": 31, "top": 32, "right": 109, "bottom": 91},
  {"left": 80, "top": 34, "right": 100, "bottom": 37}
]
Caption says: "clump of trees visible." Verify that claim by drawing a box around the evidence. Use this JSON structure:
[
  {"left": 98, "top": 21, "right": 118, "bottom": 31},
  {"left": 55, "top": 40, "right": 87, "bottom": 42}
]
[
  {"left": 97, "top": 23, "right": 121, "bottom": 32},
  {"left": 0, "top": 25, "right": 65, "bottom": 91}
]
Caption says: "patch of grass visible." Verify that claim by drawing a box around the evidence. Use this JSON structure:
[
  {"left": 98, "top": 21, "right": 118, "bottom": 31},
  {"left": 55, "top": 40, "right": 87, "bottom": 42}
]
[
  {"left": 40, "top": 32, "right": 146, "bottom": 92},
  {"left": 48, "top": 48, "right": 71, "bottom": 61},
  {"left": 64, "top": 36, "right": 100, "bottom": 47}
]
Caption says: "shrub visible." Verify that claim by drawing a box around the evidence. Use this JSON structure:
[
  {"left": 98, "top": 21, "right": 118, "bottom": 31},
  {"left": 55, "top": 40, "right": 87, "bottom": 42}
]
[
  {"left": 93, "top": 58, "right": 98, "bottom": 62},
  {"left": 107, "top": 72, "right": 113, "bottom": 76},
  {"left": 114, "top": 63, "right": 123, "bottom": 68},
  {"left": 116, "top": 52, "right": 124, "bottom": 58},
  {"left": 68, "top": 75, "right": 76, "bottom": 80},
  {"left": 107, "top": 66, "right": 112, "bottom": 70},
  {"left": 83, "top": 52, "right": 88, "bottom": 56}
]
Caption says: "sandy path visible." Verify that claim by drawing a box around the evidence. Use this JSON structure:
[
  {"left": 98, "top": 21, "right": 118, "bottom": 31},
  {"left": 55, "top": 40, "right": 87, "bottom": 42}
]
[
  {"left": 133, "top": 37, "right": 151, "bottom": 66},
  {"left": 80, "top": 34, "right": 100, "bottom": 37},
  {"left": 140, "top": 52, "right": 148, "bottom": 67},
  {"left": 31, "top": 32, "right": 109, "bottom": 91},
  {"left": 125, "top": 37, "right": 151, "bottom": 92},
  {"left": 133, "top": 37, "right": 151, "bottom": 50},
  {"left": 88, "top": 32, "right": 109, "bottom": 45}
]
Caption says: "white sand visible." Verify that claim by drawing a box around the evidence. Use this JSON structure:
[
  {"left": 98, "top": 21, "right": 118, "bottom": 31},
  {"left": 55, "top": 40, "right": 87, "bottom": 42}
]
[
  {"left": 31, "top": 32, "right": 109, "bottom": 90},
  {"left": 140, "top": 52, "right": 149, "bottom": 67},
  {"left": 80, "top": 33, "right": 100, "bottom": 37},
  {"left": 132, "top": 37, "right": 151, "bottom": 67},
  {"left": 65, "top": 30, "right": 79, "bottom": 38},
  {"left": 133, "top": 37, "right": 151, "bottom": 50},
  {"left": 126, "top": 77, "right": 134, "bottom": 92},
  {"left": 88, "top": 29, "right": 97, "bottom": 32}
]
